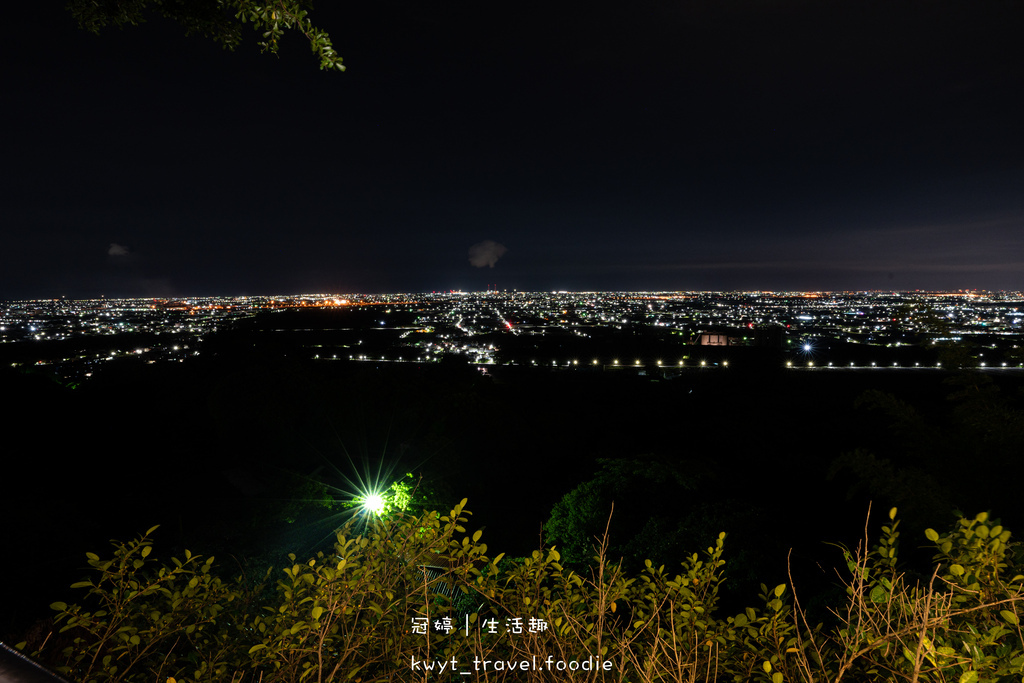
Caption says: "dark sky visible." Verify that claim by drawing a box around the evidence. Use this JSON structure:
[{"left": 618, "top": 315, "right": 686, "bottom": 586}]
[{"left": 5, "top": 0, "right": 1024, "bottom": 298}]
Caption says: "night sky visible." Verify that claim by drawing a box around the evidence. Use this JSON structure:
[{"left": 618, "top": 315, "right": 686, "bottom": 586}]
[{"left": 5, "top": 0, "right": 1024, "bottom": 298}]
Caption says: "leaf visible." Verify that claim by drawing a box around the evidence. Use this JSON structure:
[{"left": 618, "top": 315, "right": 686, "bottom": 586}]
[
  {"left": 958, "top": 671, "right": 978, "bottom": 683},
  {"left": 248, "top": 644, "right": 267, "bottom": 654},
  {"left": 925, "top": 528, "right": 939, "bottom": 542},
  {"left": 949, "top": 564, "right": 965, "bottom": 577},
  {"left": 50, "top": 602, "right": 67, "bottom": 611},
  {"left": 869, "top": 586, "right": 887, "bottom": 603},
  {"left": 772, "top": 673, "right": 783, "bottom": 683},
  {"left": 1000, "top": 610, "right": 1019, "bottom": 625},
  {"left": 773, "top": 583, "right": 786, "bottom": 598}
]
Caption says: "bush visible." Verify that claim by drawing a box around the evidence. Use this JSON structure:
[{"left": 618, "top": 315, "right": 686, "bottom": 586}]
[{"left": 19, "top": 503, "right": 1024, "bottom": 682}]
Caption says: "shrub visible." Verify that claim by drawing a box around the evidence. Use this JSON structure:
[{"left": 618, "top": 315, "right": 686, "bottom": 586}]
[{"left": 21, "top": 503, "right": 1024, "bottom": 682}]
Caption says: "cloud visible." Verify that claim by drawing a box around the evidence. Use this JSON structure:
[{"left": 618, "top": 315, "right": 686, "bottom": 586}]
[
  {"left": 108, "top": 243, "right": 130, "bottom": 257},
  {"left": 468, "top": 240, "right": 507, "bottom": 268}
]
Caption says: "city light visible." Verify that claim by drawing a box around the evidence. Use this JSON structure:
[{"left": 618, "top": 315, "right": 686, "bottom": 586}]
[{"left": 5, "top": 290, "right": 1024, "bottom": 381}]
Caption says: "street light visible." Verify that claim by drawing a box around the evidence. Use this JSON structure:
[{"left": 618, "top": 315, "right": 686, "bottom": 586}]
[{"left": 358, "top": 492, "right": 387, "bottom": 516}]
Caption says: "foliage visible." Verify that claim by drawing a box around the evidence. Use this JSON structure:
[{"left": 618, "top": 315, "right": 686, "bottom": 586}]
[
  {"left": 835, "top": 379, "right": 1024, "bottom": 533},
  {"left": 827, "top": 448, "right": 952, "bottom": 530},
  {"left": 543, "top": 456, "right": 707, "bottom": 567},
  {"left": 344, "top": 473, "right": 426, "bottom": 517},
  {"left": 41, "top": 525, "right": 245, "bottom": 682},
  {"left": 276, "top": 474, "right": 339, "bottom": 525},
  {"left": 66, "top": 0, "right": 345, "bottom": 71},
  {"left": 22, "top": 503, "right": 1024, "bottom": 682},
  {"left": 791, "top": 507, "right": 1024, "bottom": 683}
]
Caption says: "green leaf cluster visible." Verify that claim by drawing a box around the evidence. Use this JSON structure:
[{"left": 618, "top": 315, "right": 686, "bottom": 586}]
[{"left": 66, "top": 0, "right": 345, "bottom": 71}]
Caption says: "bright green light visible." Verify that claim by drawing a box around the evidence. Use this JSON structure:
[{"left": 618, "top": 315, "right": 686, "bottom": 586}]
[
  {"left": 361, "top": 493, "right": 386, "bottom": 515},
  {"left": 348, "top": 474, "right": 415, "bottom": 519}
]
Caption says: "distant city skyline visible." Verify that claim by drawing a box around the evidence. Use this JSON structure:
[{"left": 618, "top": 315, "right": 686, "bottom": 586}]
[
  {"left": 6, "top": 289, "right": 1022, "bottom": 372},
  {"left": 5, "top": 1, "right": 1024, "bottom": 299},
  {"left": 5, "top": 286, "right": 1024, "bottom": 303}
]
